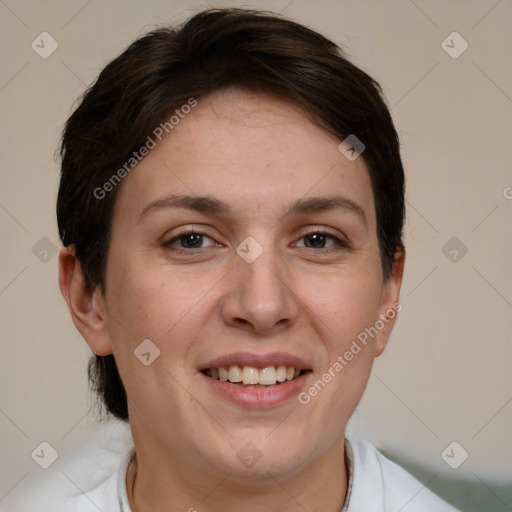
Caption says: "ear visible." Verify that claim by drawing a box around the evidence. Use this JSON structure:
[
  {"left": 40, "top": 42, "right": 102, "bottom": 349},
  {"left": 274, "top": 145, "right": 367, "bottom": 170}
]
[
  {"left": 374, "top": 247, "right": 405, "bottom": 357},
  {"left": 58, "top": 245, "right": 113, "bottom": 356}
]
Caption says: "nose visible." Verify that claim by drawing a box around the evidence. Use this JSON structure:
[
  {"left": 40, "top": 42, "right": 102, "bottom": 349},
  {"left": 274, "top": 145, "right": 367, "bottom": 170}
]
[{"left": 220, "top": 243, "right": 299, "bottom": 336}]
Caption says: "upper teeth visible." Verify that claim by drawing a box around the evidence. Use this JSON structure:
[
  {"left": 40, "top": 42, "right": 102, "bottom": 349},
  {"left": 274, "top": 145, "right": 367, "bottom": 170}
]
[{"left": 205, "top": 365, "right": 301, "bottom": 386}]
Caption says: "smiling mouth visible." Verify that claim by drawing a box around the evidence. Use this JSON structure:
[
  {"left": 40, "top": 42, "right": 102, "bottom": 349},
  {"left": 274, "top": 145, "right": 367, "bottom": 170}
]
[{"left": 202, "top": 365, "right": 310, "bottom": 387}]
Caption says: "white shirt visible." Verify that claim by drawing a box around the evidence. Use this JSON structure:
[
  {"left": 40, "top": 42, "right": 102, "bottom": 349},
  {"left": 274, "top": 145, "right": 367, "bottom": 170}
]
[{"left": 1, "top": 420, "right": 461, "bottom": 512}]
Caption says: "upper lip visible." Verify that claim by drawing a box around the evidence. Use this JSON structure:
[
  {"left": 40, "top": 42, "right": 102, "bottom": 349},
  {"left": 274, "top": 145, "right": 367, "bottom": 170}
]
[{"left": 199, "top": 352, "right": 311, "bottom": 371}]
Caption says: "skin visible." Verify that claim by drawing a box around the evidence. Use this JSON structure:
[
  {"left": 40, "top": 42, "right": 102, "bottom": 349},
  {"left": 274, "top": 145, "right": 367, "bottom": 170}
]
[{"left": 59, "top": 89, "right": 404, "bottom": 512}]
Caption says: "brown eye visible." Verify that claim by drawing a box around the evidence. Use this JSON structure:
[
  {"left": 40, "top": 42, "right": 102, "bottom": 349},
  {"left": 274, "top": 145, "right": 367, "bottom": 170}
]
[
  {"left": 179, "top": 233, "right": 204, "bottom": 248},
  {"left": 164, "top": 232, "right": 216, "bottom": 250},
  {"left": 295, "top": 231, "right": 345, "bottom": 250},
  {"left": 304, "top": 233, "right": 330, "bottom": 248}
]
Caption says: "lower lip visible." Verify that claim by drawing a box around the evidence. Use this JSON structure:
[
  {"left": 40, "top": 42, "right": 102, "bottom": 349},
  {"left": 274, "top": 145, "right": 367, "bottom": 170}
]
[{"left": 199, "top": 372, "right": 311, "bottom": 408}]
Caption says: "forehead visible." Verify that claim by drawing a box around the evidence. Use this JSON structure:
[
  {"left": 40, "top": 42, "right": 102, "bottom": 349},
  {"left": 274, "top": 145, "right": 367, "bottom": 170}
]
[{"left": 113, "top": 89, "right": 376, "bottom": 227}]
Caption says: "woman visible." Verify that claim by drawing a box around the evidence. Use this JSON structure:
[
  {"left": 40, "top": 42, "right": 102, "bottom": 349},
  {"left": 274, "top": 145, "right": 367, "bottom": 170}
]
[{"left": 8, "top": 8, "right": 460, "bottom": 512}]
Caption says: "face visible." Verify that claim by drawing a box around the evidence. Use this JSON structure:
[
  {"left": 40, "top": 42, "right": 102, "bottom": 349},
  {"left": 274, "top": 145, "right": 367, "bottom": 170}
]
[{"left": 83, "top": 89, "right": 403, "bottom": 481}]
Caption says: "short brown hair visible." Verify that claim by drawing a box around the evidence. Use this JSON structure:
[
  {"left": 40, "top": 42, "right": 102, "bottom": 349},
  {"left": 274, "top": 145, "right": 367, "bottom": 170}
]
[{"left": 57, "top": 8, "right": 405, "bottom": 422}]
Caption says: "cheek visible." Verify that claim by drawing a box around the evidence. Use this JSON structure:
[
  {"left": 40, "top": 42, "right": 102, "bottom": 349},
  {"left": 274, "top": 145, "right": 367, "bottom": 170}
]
[
  {"left": 300, "top": 265, "right": 383, "bottom": 351},
  {"left": 103, "top": 262, "right": 220, "bottom": 417},
  {"left": 105, "top": 260, "right": 220, "bottom": 356},
  {"left": 296, "top": 271, "right": 381, "bottom": 438}
]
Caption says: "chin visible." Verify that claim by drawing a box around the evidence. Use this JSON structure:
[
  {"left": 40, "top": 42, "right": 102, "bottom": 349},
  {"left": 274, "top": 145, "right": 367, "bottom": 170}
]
[{"left": 204, "top": 432, "right": 310, "bottom": 480}]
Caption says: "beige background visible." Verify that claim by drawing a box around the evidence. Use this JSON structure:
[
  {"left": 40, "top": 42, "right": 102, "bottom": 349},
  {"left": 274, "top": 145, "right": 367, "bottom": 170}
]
[{"left": 0, "top": 1, "right": 511, "bottom": 510}]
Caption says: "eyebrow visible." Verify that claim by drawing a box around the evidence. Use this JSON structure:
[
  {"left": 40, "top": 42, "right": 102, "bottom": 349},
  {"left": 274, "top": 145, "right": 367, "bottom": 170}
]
[
  {"left": 287, "top": 196, "right": 367, "bottom": 226},
  {"left": 138, "top": 194, "right": 367, "bottom": 226},
  {"left": 138, "top": 194, "right": 229, "bottom": 222}
]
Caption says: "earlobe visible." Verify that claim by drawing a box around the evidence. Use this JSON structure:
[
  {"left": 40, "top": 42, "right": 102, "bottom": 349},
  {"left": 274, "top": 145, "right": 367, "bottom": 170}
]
[
  {"left": 58, "top": 246, "right": 113, "bottom": 356},
  {"left": 374, "top": 248, "right": 405, "bottom": 357}
]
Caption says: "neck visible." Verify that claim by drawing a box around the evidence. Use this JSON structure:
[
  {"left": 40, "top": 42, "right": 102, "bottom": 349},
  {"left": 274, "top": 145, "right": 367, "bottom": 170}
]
[{"left": 126, "top": 431, "right": 349, "bottom": 512}]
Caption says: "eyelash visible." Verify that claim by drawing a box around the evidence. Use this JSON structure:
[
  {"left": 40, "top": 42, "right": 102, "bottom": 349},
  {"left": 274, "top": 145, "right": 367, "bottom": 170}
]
[{"left": 163, "top": 229, "right": 349, "bottom": 252}]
